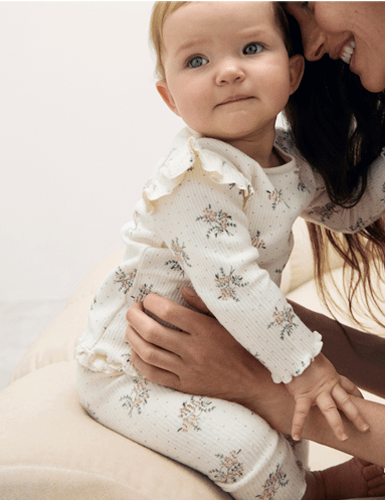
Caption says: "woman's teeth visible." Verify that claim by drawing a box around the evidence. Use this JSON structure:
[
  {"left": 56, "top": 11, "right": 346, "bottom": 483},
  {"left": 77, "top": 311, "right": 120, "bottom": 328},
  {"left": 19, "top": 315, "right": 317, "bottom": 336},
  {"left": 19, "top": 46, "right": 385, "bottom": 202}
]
[{"left": 341, "top": 40, "right": 356, "bottom": 64}]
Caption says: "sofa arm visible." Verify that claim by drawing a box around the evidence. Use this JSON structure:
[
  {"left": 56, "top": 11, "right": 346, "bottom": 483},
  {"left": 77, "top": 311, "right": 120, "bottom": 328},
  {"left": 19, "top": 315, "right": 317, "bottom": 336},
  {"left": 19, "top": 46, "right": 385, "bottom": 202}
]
[
  {"left": 8, "top": 249, "right": 125, "bottom": 385},
  {"left": 0, "top": 360, "right": 230, "bottom": 500}
]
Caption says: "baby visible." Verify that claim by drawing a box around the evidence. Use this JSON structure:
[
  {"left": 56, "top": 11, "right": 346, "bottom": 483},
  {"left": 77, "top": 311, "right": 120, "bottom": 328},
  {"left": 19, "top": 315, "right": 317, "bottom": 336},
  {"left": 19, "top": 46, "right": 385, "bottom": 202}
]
[{"left": 76, "top": 2, "right": 385, "bottom": 499}]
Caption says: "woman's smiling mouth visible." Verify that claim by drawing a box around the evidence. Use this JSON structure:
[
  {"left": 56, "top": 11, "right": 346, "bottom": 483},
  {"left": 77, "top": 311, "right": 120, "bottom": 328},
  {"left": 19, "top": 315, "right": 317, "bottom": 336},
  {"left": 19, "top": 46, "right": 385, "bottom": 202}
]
[
  {"left": 340, "top": 40, "right": 356, "bottom": 65},
  {"left": 331, "top": 38, "right": 356, "bottom": 65}
]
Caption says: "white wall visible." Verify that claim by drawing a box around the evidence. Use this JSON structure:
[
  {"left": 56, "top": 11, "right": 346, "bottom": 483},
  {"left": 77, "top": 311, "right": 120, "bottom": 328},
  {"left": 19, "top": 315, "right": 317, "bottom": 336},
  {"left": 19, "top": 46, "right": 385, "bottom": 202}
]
[{"left": 0, "top": 1, "right": 184, "bottom": 301}]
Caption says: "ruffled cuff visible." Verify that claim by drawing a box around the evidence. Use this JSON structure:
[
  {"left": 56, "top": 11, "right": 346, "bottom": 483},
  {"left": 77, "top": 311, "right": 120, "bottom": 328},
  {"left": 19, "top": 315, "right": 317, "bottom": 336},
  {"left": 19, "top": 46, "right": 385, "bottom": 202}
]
[
  {"left": 269, "top": 330, "right": 324, "bottom": 384},
  {"left": 75, "top": 344, "right": 141, "bottom": 377}
]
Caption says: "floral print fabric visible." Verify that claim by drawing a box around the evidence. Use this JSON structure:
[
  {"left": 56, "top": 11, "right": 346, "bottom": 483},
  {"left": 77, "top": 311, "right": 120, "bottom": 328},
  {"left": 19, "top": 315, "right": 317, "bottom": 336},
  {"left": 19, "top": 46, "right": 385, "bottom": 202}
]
[
  {"left": 78, "top": 366, "right": 307, "bottom": 499},
  {"left": 76, "top": 127, "right": 384, "bottom": 383},
  {"left": 76, "top": 127, "right": 383, "bottom": 499}
]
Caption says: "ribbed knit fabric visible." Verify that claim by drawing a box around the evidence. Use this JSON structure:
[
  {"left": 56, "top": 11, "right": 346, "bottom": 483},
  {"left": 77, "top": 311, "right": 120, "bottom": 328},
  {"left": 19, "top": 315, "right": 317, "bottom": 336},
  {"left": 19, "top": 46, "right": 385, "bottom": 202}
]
[
  {"left": 76, "top": 127, "right": 384, "bottom": 383},
  {"left": 76, "top": 127, "right": 383, "bottom": 499},
  {"left": 78, "top": 366, "right": 308, "bottom": 500}
]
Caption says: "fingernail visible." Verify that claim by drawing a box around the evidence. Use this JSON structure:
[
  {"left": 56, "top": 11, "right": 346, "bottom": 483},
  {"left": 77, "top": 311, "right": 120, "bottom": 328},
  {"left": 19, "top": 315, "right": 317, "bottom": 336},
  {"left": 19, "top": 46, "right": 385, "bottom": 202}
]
[
  {"left": 341, "top": 433, "right": 348, "bottom": 441},
  {"left": 362, "top": 424, "right": 370, "bottom": 432},
  {"left": 182, "top": 287, "right": 198, "bottom": 297}
]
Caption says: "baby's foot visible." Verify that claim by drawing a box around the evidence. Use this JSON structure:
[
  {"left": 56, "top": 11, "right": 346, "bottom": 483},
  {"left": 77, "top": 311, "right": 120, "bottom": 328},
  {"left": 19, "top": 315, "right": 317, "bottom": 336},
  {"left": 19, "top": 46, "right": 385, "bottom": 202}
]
[{"left": 303, "top": 457, "right": 385, "bottom": 500}]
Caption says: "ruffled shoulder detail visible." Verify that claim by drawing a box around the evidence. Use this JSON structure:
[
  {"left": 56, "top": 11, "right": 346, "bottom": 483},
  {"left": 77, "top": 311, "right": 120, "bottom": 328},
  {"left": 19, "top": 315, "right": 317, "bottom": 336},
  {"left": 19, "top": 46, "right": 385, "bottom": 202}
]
[{"left": 142, "top": 132, "right": 254, "bottom": 213}]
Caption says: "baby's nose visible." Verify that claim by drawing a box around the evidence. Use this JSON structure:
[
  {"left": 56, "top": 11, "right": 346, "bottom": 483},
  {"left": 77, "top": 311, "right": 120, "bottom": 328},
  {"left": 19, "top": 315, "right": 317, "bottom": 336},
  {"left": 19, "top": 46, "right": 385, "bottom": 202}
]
[{"left": 215, "top": 60, "right": 245, "bottom": 84}]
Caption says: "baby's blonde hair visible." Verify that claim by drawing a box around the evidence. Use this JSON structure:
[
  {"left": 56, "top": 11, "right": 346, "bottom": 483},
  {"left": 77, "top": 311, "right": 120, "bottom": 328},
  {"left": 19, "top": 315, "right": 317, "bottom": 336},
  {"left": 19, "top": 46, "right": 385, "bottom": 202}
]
[{"left": 149, "top": 1, "right": 188, "bottom": 81}]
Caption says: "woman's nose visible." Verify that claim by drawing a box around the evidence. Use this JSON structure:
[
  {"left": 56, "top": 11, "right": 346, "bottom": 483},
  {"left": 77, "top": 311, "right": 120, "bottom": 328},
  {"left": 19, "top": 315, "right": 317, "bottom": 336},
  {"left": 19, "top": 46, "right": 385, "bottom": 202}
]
[
  {"left": 302, "top": 25, "right": 327, "bottom": 61},
  {"left": 215, "top": 60, "right": 245, "bottom": 85}
]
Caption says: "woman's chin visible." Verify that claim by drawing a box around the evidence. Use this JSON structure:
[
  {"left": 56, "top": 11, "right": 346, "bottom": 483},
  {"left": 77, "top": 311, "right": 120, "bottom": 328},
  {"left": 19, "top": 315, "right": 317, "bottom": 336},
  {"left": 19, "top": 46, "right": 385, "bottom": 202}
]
[{"left": 358, "top": 71, "right": 385, "bottom": 93}]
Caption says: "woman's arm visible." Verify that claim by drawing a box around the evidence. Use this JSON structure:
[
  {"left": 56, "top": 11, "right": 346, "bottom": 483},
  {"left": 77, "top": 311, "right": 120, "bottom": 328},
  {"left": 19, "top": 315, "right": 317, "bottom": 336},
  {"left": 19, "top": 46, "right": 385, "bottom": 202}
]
[
  {"left": 253, "top": 375, "right": 385, "bottom": 468},
  {"left": 301, "top": 152, "right": 385, "bottom": 233},
  {"left": 125, "top": 292, "right": 385, "bottom": 466}
]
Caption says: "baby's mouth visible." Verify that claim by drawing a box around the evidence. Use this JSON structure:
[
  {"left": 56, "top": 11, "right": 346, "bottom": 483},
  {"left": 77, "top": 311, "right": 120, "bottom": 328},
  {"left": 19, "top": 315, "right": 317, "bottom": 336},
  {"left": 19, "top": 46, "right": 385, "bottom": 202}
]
[{"left": 218, "top": 95, "right": 253, "bottom": 106}]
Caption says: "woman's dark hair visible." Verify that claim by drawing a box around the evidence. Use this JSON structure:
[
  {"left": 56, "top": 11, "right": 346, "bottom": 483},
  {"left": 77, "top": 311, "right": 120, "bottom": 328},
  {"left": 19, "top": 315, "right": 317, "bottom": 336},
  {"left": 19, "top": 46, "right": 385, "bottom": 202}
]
[{"left": 282, "top": 8, "right": 385, "bottom": 329}]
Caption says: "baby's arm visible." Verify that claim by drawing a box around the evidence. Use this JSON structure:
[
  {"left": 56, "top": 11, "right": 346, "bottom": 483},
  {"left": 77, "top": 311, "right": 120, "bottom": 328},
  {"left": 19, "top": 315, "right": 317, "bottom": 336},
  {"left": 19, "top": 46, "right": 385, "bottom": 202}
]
[
  {"left": 285, "top": 352, "right": 369, "bottom": 441},
  {"left": 151, "top": 161, "right": 321, "bottom": 384},
  {"left": 150, "top": 149, "right": 368, "bottom": 440}
]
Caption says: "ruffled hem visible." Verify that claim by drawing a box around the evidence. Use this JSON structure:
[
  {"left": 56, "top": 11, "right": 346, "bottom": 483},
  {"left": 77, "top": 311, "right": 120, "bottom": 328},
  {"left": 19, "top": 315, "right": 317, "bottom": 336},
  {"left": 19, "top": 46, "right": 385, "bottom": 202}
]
[
  {"left": 272, "top": 331, "right": 324, "bottom": 384},
  {"left": 142, "top": 133, "right": 254, "bottom": 214},
  {"left": 75, "top": 345, "right": 140, "bottom": 377}
]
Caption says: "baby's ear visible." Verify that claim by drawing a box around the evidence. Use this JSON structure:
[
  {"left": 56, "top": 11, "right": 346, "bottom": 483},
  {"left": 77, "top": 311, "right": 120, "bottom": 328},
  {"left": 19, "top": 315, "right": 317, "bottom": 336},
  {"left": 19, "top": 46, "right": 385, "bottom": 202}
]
[
  {"left": 288, "top": 54, "right": 305, "bottom": 95},
  {"left": 156, "top": 81, "right": 180, "bottom": 116}
]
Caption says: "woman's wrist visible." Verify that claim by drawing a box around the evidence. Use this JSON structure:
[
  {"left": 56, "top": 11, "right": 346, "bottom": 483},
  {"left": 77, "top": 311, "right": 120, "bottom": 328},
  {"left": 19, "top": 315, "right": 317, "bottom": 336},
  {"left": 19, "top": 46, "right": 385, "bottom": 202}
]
[{"left": 241, "top": 375, "right": 294, "bottom": 435}]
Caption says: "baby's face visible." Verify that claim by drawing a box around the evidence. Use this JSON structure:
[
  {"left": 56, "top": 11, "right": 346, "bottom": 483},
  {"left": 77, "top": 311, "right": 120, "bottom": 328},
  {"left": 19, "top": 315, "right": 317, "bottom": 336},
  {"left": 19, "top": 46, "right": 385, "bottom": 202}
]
[{"left": 158, "top": 2, "right": 300, "bottom": 144}]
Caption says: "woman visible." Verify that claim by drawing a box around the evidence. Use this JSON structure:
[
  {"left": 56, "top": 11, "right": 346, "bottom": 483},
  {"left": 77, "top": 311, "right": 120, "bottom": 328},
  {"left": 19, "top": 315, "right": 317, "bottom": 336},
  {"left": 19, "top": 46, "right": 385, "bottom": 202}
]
[
  {"left": 285, "top": 2, "right": 384, "bottom": 94},
  {"left": 125, "top": 1, "right": 385, "bottom": 468}
]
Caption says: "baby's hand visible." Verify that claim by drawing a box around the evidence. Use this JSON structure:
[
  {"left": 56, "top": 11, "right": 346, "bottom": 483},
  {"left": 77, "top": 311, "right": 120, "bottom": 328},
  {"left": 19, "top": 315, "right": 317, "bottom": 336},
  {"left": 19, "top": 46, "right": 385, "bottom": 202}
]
[{"left": 285, "top": 353, "right": 370, "bottom": 441}]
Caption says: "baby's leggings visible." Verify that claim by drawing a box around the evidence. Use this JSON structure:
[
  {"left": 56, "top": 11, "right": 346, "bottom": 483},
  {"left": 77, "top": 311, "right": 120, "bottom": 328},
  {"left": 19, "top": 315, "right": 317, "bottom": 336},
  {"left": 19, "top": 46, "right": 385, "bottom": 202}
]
[{"left": 77, "top": 366, "right": 308, "bottom": 499}]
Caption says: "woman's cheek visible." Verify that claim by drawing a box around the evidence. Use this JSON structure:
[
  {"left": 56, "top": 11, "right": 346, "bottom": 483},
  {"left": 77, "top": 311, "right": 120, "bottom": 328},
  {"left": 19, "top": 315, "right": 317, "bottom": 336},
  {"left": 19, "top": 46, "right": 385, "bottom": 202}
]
[{"left": 314, "top": 2, "right": 348, "bottom": 33}]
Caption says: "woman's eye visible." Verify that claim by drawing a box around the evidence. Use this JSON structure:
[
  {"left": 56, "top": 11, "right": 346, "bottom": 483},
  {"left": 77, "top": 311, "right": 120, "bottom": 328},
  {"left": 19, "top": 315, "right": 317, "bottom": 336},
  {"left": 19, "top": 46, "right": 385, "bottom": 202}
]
[
  {"left": 188, "top": 56, "right": 209, "bottom": 68},
  {"left": 243, "top": 43, "right": 264, "bottom": 55}
]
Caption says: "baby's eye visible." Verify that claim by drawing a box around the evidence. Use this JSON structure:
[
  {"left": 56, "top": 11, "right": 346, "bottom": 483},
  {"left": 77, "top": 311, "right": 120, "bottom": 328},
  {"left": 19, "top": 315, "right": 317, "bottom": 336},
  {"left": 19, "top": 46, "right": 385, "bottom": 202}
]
[
  {"left": 243, "top": 43, "right": 264, "bottom": 55},
  {"left": 188, "top": 56, "right": 209, "bottom": 68}
]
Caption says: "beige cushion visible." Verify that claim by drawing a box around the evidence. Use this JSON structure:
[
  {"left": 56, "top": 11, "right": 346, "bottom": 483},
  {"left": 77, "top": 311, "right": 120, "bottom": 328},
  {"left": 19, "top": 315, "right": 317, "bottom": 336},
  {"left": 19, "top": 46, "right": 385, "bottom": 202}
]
[
  {"left": 0, "top": 361, "right": 229, "bottom": 500},
  {"left": 8, "top": 249, "right": 125, "bottom": 385}
]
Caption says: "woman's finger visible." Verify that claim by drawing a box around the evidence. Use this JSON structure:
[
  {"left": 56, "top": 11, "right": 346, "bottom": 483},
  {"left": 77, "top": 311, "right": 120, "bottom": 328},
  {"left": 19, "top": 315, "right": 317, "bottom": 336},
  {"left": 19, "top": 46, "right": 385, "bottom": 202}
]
[
  {"left": 316, "top": 392, "right": 348, "bottom": 442},
  {"left": 126, "top": 301, "right": 189, "bottom": 354},
  {"left": 130, "top": 350, "right": 181, "bottom": 390},
  {"left": 143, "top": 293, "right": 218, "bottom": 334},
  {"left": 126, "top": 322, "right": 182, "bottom": 373},
  {"left": 332, "top": 384, "right": 370, "bottom": 433},
  {"left": 181, "top": 287, "right": 214, "bottom": 316}
]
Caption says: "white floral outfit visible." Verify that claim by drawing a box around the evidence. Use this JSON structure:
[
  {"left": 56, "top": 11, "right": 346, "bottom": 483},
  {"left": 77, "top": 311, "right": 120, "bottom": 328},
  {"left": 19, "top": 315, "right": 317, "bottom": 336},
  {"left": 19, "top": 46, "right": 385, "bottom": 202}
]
[{"left": 76, "top": 127, "right": 384, "bottom": 499}]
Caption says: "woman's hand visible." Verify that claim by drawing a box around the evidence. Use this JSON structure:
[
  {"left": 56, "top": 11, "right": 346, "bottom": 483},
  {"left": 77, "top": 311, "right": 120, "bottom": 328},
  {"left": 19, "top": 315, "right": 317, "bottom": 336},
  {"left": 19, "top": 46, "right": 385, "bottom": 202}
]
[
  {"left": 126, "top": 291, "right": 385, "bottom": 466},
  {"left": 125, "top": 291, "right": 271, "bottom": 411},
  {"left": 125, "top": 291, "right": 363, "bottom": 433}
]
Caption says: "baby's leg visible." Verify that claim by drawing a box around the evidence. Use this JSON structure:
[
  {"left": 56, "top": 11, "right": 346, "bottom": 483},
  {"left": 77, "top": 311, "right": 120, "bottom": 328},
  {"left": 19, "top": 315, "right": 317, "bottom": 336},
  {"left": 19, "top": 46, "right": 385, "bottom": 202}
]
[{"left": 77, "top": 366, "right": 307, "bottom": 499}]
